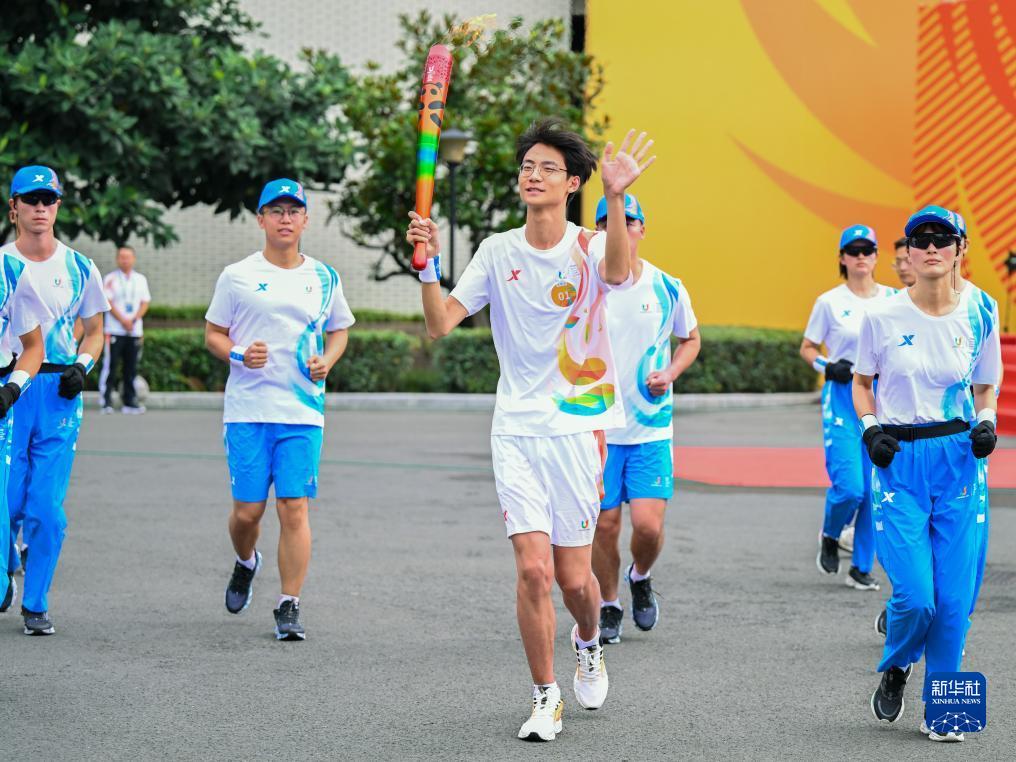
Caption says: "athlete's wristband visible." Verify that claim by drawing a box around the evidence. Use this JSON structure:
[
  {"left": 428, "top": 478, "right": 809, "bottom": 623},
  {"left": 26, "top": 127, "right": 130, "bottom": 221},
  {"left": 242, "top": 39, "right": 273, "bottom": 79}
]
[
  {"left": 75, "top": 353, "right": 95, "bottom": 373},
  {"left": 8, "top": 369, "right": 30, "bottom": 392},
  {"left": 418, "top": 256, "right": 442, "bottom": 284},
  {"left": 812, "top": 356, "right": 829, "bottom": 373},
  {"left": 860, "top": 414, "right": 880, "bottom": 432},
  {"left": 229, "top": 345, "right": 247, "bottom": 365},
  {"left": 976, "top": 409, "right": 997, "bottom": 426}
]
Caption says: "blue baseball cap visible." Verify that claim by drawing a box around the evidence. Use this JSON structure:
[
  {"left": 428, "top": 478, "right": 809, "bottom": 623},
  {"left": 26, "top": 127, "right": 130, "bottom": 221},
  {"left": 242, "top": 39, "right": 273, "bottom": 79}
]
[
  {"left": 956, "top": 211, "right": 967, "bottom": 238},
  {"left": 904, "top": 205, "right": 961, "bottom": 237},
  {"left": 839, "top": 224, "right": 877, "bottom": 250},
  {"left": 10, "top": 165, "right": 63, "bottom": 198},
  {"left": 595, "top": 194, "right": 645, "bottom": 224},
  {"left": 257, "top": 178, "right": 307, "bottom": 211}
]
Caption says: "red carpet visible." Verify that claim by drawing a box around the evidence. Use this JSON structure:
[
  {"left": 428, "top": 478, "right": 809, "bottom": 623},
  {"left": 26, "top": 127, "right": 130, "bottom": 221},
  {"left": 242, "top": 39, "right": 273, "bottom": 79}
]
[{"left": 675, "top": 446, "right": 1016, "bottom": 489}]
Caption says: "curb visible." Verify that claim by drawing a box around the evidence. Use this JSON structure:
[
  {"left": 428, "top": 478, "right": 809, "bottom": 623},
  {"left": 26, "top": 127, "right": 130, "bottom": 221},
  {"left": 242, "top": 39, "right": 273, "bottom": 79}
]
[{"left": 83, "top": 390, "right": 820, "bottom": 413}]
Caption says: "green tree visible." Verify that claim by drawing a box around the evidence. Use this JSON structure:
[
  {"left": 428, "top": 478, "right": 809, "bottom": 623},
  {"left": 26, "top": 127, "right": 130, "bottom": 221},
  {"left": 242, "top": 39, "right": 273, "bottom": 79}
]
[
  {"left": 1, "top": 0, "right": 353, "bottom": 246},
  {"left": 334, "top": 13, "right": 607, "bottom": 288}
]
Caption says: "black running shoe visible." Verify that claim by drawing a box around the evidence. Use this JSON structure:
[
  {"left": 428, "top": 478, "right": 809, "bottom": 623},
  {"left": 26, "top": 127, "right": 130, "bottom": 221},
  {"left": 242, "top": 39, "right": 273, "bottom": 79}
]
[
  {"left": 225, "top": 550, "right": 262, "bottom": 614},
  {"left": 845, "top": 566, "right": 881, "bottom": 591},
  {"left": 599, "top": 605, "right": 623, "bottom": 644},
  {"left": 871, "top": 664, "right": 912, "bottom": 723},
  {"left": 273, "top": 599, "right": 306, "bottom": 641},
  {"left": 626, "top": 565, "right": 660, "bottom": 632},
  {"left": 21, "top": 607, "right": 55, "bottom": 636},
  {"left": 875, "top": 607, "right": 887, "bottom": 638},
  {"left": 816, "top": 535, "right": 840, "bottom": 575},
  {"left": 0, "top": 574, "right": 15, "bottom": 612}
]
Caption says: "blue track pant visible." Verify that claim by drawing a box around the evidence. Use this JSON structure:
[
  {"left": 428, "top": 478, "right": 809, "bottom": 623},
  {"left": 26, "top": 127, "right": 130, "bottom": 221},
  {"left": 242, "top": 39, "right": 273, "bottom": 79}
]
[
  {"left": 820, "top": 380, "right": 875, "bottom": 573},
  {"left": 6, "top": 373, "right": 82, "bottom": 613},
  {"left": 871, "top": 429, "right": 981, "bottom": 702},
  {"left": 0, "top": 409, "right": 12, "bottom": 604}
]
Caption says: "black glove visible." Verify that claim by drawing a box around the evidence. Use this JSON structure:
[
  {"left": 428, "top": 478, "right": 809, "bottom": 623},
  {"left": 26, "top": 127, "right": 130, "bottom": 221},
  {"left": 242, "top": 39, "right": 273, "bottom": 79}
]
[
  {"left": 58, "top": 363, "right": 87, "bottom": 399},
  {"left": 970, "top": 420, "right": 997, "bottom": 459},
  {"left": 0, "top": 382, "right": 21, "bottom": 418},
  {"left": 825, "top": 359, "right": 854, "bottom": 383},
  {"left": 863, "top": 425, "right": 901, "bottom": 468}
]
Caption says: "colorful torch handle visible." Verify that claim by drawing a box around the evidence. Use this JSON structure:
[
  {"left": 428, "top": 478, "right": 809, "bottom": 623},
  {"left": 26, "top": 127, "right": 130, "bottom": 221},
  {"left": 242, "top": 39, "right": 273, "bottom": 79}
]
[{"left": 412, "top": 44, "right": 454, "bottom": 272}]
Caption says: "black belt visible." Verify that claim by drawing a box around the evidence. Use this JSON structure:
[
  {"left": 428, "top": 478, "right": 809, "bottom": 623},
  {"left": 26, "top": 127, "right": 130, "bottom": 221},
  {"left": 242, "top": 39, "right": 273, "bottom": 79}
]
[
  {"left": 40, "top": 363, "right": 73, "bottom": 374},
  {"left": 882, "top": 419, "right": 969, "bottom": 442}
]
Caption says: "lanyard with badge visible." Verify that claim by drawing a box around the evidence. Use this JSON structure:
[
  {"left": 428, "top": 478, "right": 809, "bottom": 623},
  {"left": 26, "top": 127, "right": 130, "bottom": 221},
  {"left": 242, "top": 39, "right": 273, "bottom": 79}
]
[{"left": 119, "top": 271, "right": 139, "bottom": 314}]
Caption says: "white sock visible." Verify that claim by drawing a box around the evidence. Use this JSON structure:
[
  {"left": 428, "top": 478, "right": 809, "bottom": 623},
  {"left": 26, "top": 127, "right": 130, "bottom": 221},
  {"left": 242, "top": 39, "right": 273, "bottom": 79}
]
[
  {"left": 575, "top": 629, "right": 600, "bottom": 650},
  {"left": 532, "top": 682, "right": 559, "bottom": 698},
  {"left": 601, "top": 598, "right": 622, "bottom": 610},
  {"left": 277, "top": 594, "right": 299, "bottom": 607},
  {"left": 629, "top": 565, "right": 650, "bottom": 582},
  {"left": 236, "top": 552, "right": 257, "bottom": 570}
]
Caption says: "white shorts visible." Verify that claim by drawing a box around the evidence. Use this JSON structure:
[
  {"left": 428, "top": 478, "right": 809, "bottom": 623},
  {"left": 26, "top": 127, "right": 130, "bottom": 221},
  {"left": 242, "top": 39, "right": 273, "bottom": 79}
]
[{"left": 491, "top": 431, "right": 606, "bottom": 547}]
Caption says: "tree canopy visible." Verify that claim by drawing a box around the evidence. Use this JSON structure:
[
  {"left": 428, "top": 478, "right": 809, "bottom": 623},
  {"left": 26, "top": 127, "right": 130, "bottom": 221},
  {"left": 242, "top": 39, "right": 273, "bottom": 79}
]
[{"left": 1, "top": 0, "right": 353, "bottom": 246}]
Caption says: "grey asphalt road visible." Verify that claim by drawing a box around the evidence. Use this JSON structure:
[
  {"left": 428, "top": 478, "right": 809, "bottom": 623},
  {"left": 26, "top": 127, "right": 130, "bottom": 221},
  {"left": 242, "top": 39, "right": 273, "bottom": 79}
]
[{"left": 1, "top": 405, "right": 1013, "bottom": 760}]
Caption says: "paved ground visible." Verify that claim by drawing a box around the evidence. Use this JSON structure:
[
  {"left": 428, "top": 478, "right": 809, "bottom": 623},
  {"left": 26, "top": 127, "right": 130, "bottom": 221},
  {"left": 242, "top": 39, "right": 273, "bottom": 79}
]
[{"left": 1, "top": 404, "right": 1013, "bottom": 760}]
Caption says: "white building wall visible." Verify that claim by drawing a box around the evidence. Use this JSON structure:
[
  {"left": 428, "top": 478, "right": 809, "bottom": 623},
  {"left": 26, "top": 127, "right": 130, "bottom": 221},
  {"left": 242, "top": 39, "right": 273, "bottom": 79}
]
[{"left": 74, "top": 0, "right": 572, "bottom": 311}]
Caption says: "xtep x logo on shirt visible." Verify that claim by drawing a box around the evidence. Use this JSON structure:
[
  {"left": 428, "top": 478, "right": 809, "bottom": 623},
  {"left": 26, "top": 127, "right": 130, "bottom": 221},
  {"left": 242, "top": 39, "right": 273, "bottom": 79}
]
[
  {"left": 256, "top": 283, "right": 268, "bottom": 292},
  {"left": 506, "top": 269, "right": 522, "bottom": 282},
  {"left": 898, "top": 334, "right": 915, "bottom": 346},
  {"left": 842, "top": 310, "right": 851, "bottom": 317}
]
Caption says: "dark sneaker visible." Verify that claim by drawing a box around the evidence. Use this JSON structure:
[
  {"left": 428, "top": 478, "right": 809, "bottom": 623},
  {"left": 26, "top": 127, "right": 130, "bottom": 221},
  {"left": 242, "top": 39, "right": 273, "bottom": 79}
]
[
  {"left": 816, "top": 535, "right": 840, "bottom": 575},
  {"left": 845, "top": 566, "right": 881, "bottom": 591},
  {"left": 273, "top": 599, "right": 306, "bottom": 641},
  {"left": 225, "top": 550, "right": 262, "bottom": 614},
  {"left": 599, "top": 605, "right": 623, "bottom": 645},
  {"left": 870, "top": 664, "right": 912, "bottom": 723},
  {"left": 22, "top": 607, "right": 55, "bottom": 636},
  {"left": 625, "top": 565, "right": 659, "bottom": 632},
  {"left": 875, "top": 607, "right": 887, "bottom": 637},
  {"left": 0, "top": 574, "right": 15, "bottom": 612},
  {"left": 19, "top": 544, "right": 28, "bottom": 575}
]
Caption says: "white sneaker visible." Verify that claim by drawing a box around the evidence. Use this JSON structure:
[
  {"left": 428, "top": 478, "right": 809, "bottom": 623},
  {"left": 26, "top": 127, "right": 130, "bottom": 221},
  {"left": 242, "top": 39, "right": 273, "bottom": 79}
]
[
  {"left": 838, "top": 524, "right": 855, "bottom": 554},
  {"left": 122, "top": 405, "right": 146, "bottom": 415},
  {"left": 517, "top": 685, "right": 563, "bottom": 741},
  {"left": 571, "top": 624, "right": 608, "bottom": 709},
  {"left": 100, "top": 406, "right": 114, "bottom": 415},
  {"left": 920, "top": 719, "right": 965, "bottom": 742}
]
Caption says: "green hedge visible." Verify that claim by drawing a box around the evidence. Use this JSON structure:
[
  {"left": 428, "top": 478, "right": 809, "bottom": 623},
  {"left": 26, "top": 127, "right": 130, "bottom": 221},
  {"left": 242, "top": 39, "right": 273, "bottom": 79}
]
[
  {"left": 90, "top": 328, "right": 414, "bottom": 393},
  {"left": 90, "top": 325, "right": 814, "bottom": 394},
  {"left": 431, "top": 325, "right": 815, "bottom": 395}
]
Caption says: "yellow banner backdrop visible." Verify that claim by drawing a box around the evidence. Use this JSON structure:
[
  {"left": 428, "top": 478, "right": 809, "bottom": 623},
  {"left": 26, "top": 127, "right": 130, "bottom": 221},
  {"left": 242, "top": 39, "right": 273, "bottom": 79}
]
[{"left": 585, "top": 0, "right": 1014, "bottom": 330}]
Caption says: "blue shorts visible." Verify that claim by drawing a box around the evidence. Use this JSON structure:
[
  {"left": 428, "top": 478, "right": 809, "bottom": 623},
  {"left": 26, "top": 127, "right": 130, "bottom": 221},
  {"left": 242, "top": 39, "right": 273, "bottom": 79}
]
[
  {"left": 601, "top": 439, "right": 674, "bottom": 510},
  {"left": 223, "top": 423, "right": 323, "bottom": 503}
]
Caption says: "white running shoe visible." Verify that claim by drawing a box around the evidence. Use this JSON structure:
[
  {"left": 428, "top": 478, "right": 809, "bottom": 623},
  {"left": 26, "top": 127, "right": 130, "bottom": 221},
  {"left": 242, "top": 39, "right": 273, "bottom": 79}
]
[
  {"left": 122, "top": 405, "right": 146, "bottom": 415},
  {"left": 920, "top": 719, "right": 965, "bottom": 743},
  {"left": 100, "top": 406, "right": 114, "bottom": 415},
  {"left": 518, "top": 685, "right": 563, "bottom": 741},
  {"left": 571, "top": 624, "right": 609, "bottom": 709},
  {"left": 838, "top": 524, "right": 855, "bottom": 554}
]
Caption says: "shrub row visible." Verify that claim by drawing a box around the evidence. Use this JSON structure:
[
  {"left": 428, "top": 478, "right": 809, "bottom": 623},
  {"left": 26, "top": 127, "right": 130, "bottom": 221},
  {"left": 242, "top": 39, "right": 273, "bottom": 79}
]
[
  {"left": 89, "top": 325, "right": 814, "bottom": 394},
  {"left": 145, "top": 304, "right": 423, "bottom": 324}
]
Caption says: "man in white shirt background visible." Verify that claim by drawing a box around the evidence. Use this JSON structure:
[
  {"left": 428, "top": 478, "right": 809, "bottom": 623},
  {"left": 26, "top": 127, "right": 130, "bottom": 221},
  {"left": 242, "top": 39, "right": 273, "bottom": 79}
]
[{"left": 99, "top": 245, "right": 151, "bottom": 414}]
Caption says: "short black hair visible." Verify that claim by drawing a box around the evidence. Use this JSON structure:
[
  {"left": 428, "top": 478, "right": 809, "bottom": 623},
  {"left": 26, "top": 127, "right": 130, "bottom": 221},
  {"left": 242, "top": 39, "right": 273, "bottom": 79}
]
[
  {"left": 893, "top": 237, "right": 908, "bottom": 250},
  {"left": 515, "top": 118, "right": 598, "bottom": 186}
]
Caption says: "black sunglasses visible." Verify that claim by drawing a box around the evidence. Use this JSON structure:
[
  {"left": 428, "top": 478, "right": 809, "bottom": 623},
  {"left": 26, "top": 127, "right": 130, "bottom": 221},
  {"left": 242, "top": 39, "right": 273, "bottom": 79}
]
[
  {"left": 841, "top": 245, "right": 876, "bottom": 257},
  {"left": 16, "top": 192, "right": 59, "bottom": 207},
  {"left": 908, "top": 233, "right": 958, "bottom": 250}
]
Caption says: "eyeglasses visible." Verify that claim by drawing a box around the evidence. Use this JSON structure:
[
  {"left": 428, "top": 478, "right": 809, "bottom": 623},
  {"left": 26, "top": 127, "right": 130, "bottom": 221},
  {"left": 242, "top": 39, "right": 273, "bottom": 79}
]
[
  {"left": 263, "top": 206, "right": 306, "bottom": 220},
  {"left": 841, "top": 245, "right": 876, "bottom": 257},
  {"left": 908, "top": 233, "right": 958, "bottom": 250},
  {"left": 16, "top": 192, "right": 59, "bottom": 207},
  {"left": 519, "top": 162, "right": 568, "bottom": 178}
]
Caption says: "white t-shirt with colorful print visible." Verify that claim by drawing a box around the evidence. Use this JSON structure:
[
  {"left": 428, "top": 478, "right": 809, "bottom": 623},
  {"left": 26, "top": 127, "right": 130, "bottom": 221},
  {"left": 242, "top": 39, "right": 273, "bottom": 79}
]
[
  {"left": 804, "top": 283, "right": 897, "bottom": 365},
  {"left": 0, "top": 254, "right": 53, "bottom": 367},
  {"left": 205, "top": 252, "right": 355, "bottom": 427},
  {"left": 450, "top": 222, "right": 630, "bottom": 437},
  {"left": 604, "top": 261, "right": 697, "bottom": 445},
  {"left": 0, "top": 241, "right": 109, "bottom": 363}
]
